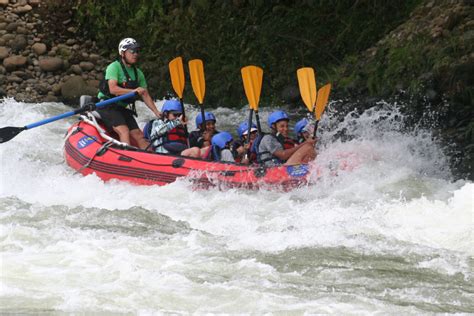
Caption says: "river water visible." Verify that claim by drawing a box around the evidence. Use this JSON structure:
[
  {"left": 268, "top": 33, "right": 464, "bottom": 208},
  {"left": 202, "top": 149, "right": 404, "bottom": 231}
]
[{"left": 0, "top": 98, "right": 472, "bottom": 314}]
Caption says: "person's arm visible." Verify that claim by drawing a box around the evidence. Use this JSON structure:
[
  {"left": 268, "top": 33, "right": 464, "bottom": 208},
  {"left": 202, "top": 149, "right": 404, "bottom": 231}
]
[
  {"left": 273, "top": 139, "right": 316, "bottom": 161},
  {"left": 151, "top": 119, "right": 181, "bottom": 137}
]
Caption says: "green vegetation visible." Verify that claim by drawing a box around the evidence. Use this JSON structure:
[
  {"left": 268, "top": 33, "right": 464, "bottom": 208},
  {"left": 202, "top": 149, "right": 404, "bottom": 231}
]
[{"left": 74, "top": 0, "right": 420, "bottom": 107}]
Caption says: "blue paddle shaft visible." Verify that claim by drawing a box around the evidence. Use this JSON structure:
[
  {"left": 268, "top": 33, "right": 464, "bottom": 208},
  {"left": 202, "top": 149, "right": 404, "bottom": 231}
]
[{"left": 25, "top": 92, "right": 137, "bottom": 130}]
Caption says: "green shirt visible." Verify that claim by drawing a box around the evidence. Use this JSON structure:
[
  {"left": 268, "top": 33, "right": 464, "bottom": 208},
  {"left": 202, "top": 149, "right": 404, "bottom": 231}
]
[{"left": 97, "top": 60, "right": 147, "bottom": 106}]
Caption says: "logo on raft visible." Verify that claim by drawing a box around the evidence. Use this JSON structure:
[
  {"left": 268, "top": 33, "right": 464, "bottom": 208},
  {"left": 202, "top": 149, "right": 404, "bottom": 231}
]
[
  {"left": 286, "top": 164, "right": 309, "bottom": 177},
  {"left": 77, "top": 136, "right": 97, "bottom": 149}
]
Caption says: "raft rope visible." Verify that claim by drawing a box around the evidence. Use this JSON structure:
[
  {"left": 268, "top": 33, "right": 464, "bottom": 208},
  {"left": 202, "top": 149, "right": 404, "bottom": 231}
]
[{"left": 71, "top": 114, "right": 260, "bottom": 175}]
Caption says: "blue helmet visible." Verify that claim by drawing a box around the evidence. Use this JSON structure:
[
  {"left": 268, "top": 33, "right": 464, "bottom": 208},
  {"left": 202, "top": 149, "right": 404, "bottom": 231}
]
[
  {"left": 294, "top": 118, "right": 309, "bottom": 135},
  {"left": 162, "top": 100, "right": 182, "bottom": 113},
  {"left": 237, "top": 122, "right": 258, "bottom": 138},
  {"left": 267, "top": 110, "right": 289, "bottom": 128},
  {"left": 195, "top": 112, "right": 216, "bottom": 128},
  {"left": 211, "top": 131, "right": 233, "bottom": 149}
]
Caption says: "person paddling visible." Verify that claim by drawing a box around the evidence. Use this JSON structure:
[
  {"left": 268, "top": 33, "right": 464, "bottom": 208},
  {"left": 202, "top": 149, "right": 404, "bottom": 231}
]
[
  {"left": 232, "top": 121, "right": 258, "bottom": 164},
  {"left": 256, "top": 110, "right": 316, "bottom": 165},
  {"left": 97, "top": 38, "right": 161, "bottom": 149}
]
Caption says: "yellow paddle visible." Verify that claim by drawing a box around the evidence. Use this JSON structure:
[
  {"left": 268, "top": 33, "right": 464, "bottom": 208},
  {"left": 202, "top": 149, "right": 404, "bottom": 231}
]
[
  {"left": 297, "top": 67, "right": 317, "bottom": 113},
  {"left": 168, "top": 57, "right": 189, "bottom": 139},
  {"left": 188, "top": 59, "right": 207, "bottom": 130},
  {"left": 297, "top": 67, "right": 331, "bottom": 137},
  {"left": 241, "top": 65, "right": 264, "bottom": 133}
]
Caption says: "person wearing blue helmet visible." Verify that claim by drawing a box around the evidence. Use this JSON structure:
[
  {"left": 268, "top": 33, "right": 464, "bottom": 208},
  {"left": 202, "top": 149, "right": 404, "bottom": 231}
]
[
  {"left": 232, "top": 121, "right": 258, "bottom": 164},
  {"left": 256, "top": 110, "right": 316, "bottom": 165},
  {"left": 147, "top": 99, "right": 196, "bottom": 156},
  {"left": 294, "top": 117, "right": 314, "bottom": 144},
  {"left": 210, "top": 132, "right": 235, "bottom": 162},
  {"left": 189, "top": 111, "right": 219, "bottom": 148}
]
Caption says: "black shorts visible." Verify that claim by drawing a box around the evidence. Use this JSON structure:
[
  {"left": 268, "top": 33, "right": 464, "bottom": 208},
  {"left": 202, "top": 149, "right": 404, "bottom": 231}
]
[{"left": 96, "top": 106, "right": 139, "bottom": 131}]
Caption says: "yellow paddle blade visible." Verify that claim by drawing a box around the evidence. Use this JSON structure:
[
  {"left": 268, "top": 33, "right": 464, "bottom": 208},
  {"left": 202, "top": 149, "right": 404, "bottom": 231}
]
[
  {"left": 297, "top": 67, "right": 317, "bottom": 113},
  {"left": 188, "top": 59, "right": 206, "bottom": 104},
  {"left": 315, "top": 83, "right": 331, "bottom": 120},
  {"left": 241, "top": 65, "right": 263, "bottom": 111},
  {"left": 169, "top": 57, "right": 185, "bottom": 99}
]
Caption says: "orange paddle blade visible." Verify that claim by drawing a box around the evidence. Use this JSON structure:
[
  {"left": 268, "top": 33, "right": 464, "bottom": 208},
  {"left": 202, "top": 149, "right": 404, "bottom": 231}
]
[
  {"left": 188, "top": 59, "right": 206, "bottom": 104},
  {"left": 241, "top": 66, "right": 263, "bottom": 111},
  {"left": 169, "top": 57, "right": 185, "bottom": 99},
  {"left": 297, "top": 67, "right": 317, "bottom": 113},
  {"left": 315, "top": 83, "right": 331, "bottom": 120}
]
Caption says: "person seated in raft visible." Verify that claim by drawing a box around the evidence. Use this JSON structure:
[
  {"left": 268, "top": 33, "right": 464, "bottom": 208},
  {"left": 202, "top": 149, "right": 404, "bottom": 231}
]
[
  {"left": 232, "top": 122, "right": 258, "bottom": 164},
  {"left": 256, "top": 110, "right": 316, "bottom": 166},
  {"left": 210, "top": 132, "right": 236, "bottom": 162},
  {"left": 294, "top": 117, "right": 315, "bottom": 144},
  {"left": 189, "top": 112, "right": 220, "bottom": 148},
  {"left": 148, "top": 99, "right": 201, "bottom": 157}
]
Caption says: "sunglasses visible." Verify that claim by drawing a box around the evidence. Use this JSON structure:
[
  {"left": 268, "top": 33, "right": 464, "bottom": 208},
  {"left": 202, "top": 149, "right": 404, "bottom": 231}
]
[{"left": 128, "top": 48, "right": 140, "bottom": 54}]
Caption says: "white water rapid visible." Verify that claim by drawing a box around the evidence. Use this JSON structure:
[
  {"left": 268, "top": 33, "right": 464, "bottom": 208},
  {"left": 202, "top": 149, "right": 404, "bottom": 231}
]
[{"left": 0, "top": 98, "right": 472, "bottom": 314}]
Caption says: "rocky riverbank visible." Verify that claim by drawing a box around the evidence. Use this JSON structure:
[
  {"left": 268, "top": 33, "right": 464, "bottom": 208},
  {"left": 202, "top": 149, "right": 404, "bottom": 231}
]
[{"left": 1, "top": 0, "right": 105, "bottom": 104}]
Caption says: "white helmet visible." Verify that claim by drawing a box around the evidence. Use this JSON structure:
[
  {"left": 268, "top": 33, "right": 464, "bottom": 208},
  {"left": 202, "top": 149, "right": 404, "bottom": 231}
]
[{"left": 118, "top": 38, "right": 140, "bottom": 54}]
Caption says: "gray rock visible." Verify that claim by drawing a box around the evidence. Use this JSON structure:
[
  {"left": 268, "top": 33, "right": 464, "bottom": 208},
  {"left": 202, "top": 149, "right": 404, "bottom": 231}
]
[
  {"left": 7, "top": 75, "right": 23, "bottom": 83},
  {"left": 61, "top": 75, "right": 97, "bottom": 103},
  {"left": 0, "top": 46, "right": 10, "bottom": 60},
  {"left": 31, "top": 42, "right": 46, "bottom": 55},
  {"left": 13, "top": 5, "right": 33, "bottom": 14},
  {"left": 79, "top": 61, "right": 94, "bottom": 71},
  {"left": 71, "top": 64, "right": 82, "bottom": 74},
  {"left": 36, "top": 83, "right": 49, "bottom": 95},
  {"left": 3, "top": 55, "right": 27, "bottom": 71},
  {"left": 0, "top": 65, "right": 5, "bottom": 74},
  {"left": 38, "top": 57, "right": 63, "bottom": 72},
  {"left": 6, "top": 23, "right": 19, "bottom": 32},
  {"left": 88, "top": 53, "right": 100, "bottom": 63},
  {"left": 11, "top": 35, "right": 28, "bottom": 52},
  {"left": 0, "top": 0, "right": 8, "bottom": 7}
]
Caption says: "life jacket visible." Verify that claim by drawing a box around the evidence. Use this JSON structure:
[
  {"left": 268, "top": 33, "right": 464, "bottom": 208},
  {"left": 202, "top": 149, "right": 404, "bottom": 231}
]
[
  {"left": 98, "top": 59, "right": 139, "bottom": 114},
  {"left": 276, "top": 133, "right": 297, "bottom": 150},
  {"left": 251, "top": 133, "right": 296, "bottom": 164},
  {"left": 233, "top": 139, "right": 256, "bottom": 164},
  {"left": 149, "top": 120, "right": 188, "bottom": 154}
]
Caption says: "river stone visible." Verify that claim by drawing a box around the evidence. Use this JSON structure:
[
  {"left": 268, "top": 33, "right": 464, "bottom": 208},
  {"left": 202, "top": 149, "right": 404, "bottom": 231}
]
[
  {"left": 11, "top": 35, "right": 28, "bottom": 52},
  {"left": 3, "top": 55, "right": 27, "bottom": 71},
  {"left": 13, "top": 5, "right": 33, "bottom": 14},
  {"left": 61, "top": 75, "right": 97, "bottom": 103},
  {"left": 36, "top": 83, "right": 49, "bottom": 95},
  {"left": 88, "top": 53, "right": 100, "bottom": 63},
  {"left": 0, "top": 46, "right": 10, "bottom": 59},
  {"left": 0, "top": 0, "right": 8, "bottom": 7},
  {"left": 71, "top": 64, "right": 82, "bottom": 74},
  {"left": 6, "top": 23, "right": 19, "bottom": 32},
  {"left": 79, "top": 61, "right": 94, "bottom": 71},
  {"left": 0, "top": 65, "right": 5, "bottom": 74},
  {"left": 7, "top": 75, "right": 23, "bottom": 83},
  {"left": 29, "top": 0, "right": 41, "bottom": 6},
  {"left": 39, "top": 57, "right": 63, "bottom": 72},
  {"left": 31, "top": 42, "right": 46, "bottom": 55},
  {"left": 0, "top": 23, "right": 6, "bottom": 30}
]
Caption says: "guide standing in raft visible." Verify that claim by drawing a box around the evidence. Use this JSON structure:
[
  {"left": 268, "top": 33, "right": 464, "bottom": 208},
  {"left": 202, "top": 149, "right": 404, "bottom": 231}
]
[{"left": 97, "top": 38, "right": 161, "bottom": 149}]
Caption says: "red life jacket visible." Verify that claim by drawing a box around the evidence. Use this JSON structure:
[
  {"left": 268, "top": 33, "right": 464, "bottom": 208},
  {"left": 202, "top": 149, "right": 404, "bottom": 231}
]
[
  {"left": 276, "top": 133, "right": 297, "bottom": 150},
  {"left": 166, "top": 125, "right": 187, "bottom": 145}
]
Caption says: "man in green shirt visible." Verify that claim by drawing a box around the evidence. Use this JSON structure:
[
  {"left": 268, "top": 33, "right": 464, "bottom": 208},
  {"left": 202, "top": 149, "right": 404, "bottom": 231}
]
[{"left": 97, "top": 38, "right": 161, "bottom": 149}]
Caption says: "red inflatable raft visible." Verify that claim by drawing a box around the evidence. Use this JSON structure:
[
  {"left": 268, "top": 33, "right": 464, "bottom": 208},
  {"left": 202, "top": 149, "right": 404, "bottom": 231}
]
[{"left": 63, "top": 115, "right": 314, "bottom": 190}]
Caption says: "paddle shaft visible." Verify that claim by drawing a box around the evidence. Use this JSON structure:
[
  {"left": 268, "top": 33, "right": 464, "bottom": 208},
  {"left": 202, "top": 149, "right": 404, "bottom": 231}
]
[
  {"left": 245, "top": 109, "right": 254, "bottom": 145},
  {"left": 255, "top": 110, "right": 263, "bottom": 134},
  {"left": 25, "top": 92, "right": 137, "bottom": 130},
  {"left": 199, "top": 105, "right": 206, "bottom": 131}
]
